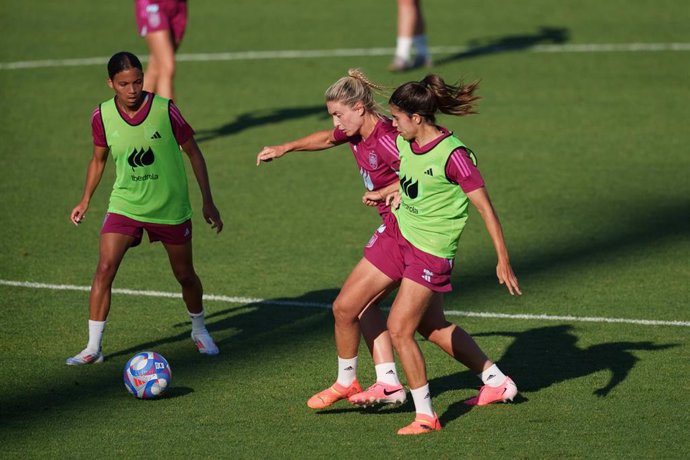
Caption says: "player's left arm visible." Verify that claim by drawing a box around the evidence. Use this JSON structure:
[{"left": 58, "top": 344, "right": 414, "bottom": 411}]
[
  {"left": 466, "top": 187, "right": 521, "bottom": 296},
  {"left": 180, "top": 137, "right": 223, "bottom": 233}
]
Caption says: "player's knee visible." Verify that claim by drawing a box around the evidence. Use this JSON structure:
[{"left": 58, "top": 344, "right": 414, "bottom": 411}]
[
  {"left": 158, "top": 59, "right": 176, "bottom": 78},
  {"left": 387, "top": 320, "right": 413, "bottom": 347},
  {"left": 332, "top": 297, "right": 359, "bottom": 325},
  {"left": 173, "top": 269, "right": 197, "bottom": 288},
  {"left": 94, "top": 261, "right": 118, "bottom": 284},
  {"left": 418, "top": 321, "right": 452, "bottom": 342},
  {"left": 145, "top": 61, "right": 159, "bottom": 79}
]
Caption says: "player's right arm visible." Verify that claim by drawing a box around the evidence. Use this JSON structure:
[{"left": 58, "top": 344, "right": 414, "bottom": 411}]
[
  {"left": 362, "top": 181, "right": 400, "bottom": 207},
  {"left": 71, "top": 145, "right": 109, "bottom": 225},
  {"left": 256, "top": 129, "right": 340, "bottom": 165}
]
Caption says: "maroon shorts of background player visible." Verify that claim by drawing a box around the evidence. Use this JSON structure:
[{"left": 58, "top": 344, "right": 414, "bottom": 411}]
[
  {"left": 364, "top": 213, "right": 455, "bottom": 293},
  {"left": 101, "top": 212, "right": 192, "bottom": 246},
  {"left": 134, "top": 0, "right": 188, "bottom": 44}
]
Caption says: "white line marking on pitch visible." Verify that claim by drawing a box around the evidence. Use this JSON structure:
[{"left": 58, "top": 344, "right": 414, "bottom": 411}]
[
  {"left": 1, "top": 279, "right": 688, "bottom": 328},
  {"left": 1, "top": 43, "right": 689, "bottom": 70}
]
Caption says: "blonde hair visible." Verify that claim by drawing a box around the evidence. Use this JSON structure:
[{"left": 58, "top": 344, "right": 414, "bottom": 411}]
[{"left": 324, "top": 68, "right": 385, "bottom": 117}]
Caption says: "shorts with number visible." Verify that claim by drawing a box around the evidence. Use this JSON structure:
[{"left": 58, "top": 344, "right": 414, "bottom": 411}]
[
  {"left": 134, "top": 0, "right": 188, "bottom": 44},
  {"left": 101, "top": 212, "right": 192, "bottom": 246},
  {"left": 364, "top": 213, "right": 455, "bottom": 293}
]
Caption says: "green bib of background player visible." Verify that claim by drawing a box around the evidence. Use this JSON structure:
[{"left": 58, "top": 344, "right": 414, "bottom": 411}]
[
  {"left": 393, "top": 134, "right": 474, "bottom": 259},
  {"left": 100, "top": 95, "right": 192, "bottom": 224}
]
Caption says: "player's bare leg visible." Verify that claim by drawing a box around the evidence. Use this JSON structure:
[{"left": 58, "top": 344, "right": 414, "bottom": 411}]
[
  {"left": 164, "top": 241, "right": 218, "bottom": 355},
  {"left": 388, "top": 279, "right": 442, "bottom": 434},
  {"left": 308, "top": 259, "right": 395, "bottom": 409},
  {"left": 350, "top": 294, "right": 407, "bottom": 407},
  {"left": 66, "top": 232, "right": 133, "bottom": 365},
  {"left": 144, "top": 29, "right": 176, "bottom": 99}
]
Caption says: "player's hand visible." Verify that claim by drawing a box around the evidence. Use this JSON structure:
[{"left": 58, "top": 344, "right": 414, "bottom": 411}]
[
  {"left": 362, "top": 190, "right": 383, "bottom": 207},
  {"left": 70, "top": 202, "right": 89, "bottom": 226},
  {"left": 385, "top": 191, "right": 401, "bottom": 210},
  {"left": 256, "top": 145, "right": 288, "bottom": 166},
  {"left": 496, "top": 260, "right": 521, "bottom": 296},
  {"left": 203, "top": 202, "right": 223, "bottom": 233}
]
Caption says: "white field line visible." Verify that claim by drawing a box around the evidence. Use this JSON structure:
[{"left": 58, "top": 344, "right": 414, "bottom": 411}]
[
  {"left": 1, "top": 42, "right": 689, "bottom": 70},
  {"left": 2, "top": 279, "right": 689, "bottom": 328}
]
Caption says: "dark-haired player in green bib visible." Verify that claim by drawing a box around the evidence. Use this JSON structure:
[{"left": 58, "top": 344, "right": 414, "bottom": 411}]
[
  {"left": 67, "top": 52, "right": 223, "bottom": 366},
  {"left": 326, "top": 74, "right": 522, "bottom": 436},
  {"left": 99, "top": 94, "right": 191, "bottom": 223}
]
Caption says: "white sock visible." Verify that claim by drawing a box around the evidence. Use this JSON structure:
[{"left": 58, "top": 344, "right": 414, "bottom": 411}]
[
  {"left": 188, "top": 309, "right": 207, "bottom": 334},
  {"left": 395, "top": 36, "right": 413, "bottom": 61},
  {"left": 480, "top": 364, "right": 507, "bottom": 387},
  {"left": 86, "top": 319, "right": 106, "bottom": 352},
  {"left": 412, "top": 34, "right": 429, "bottom": 58},
  {"left": 410, "top": 384, "right": 434, "bottom": 417},
  {"left": 336, "top": 356, "right": 358, "bottom": 387},
  {"left": 375, "top": 362, "right": 401, "bottom": 386}
]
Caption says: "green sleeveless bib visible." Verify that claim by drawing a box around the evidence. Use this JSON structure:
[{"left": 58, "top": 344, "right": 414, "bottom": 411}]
[
  {"left": 393, "top": 134, "right": 472, "bottom": 258},
  {"left": 100, "top": 95, "right": 191, "bottom": 224}
]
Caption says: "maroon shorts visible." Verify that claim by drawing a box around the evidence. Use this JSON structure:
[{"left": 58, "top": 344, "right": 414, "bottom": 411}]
[
  {"left": 364, "top": 213, "right": 455, "bottom": 293},
  {"left": 134, "top": 0, "right": 188, "bottom": 44},
  {"left": 101, "top": 212, "right": 192, "bottom": 246}
]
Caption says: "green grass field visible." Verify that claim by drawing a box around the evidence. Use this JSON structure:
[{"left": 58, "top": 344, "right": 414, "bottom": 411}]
[{"left": 1, "top": 0, "right": 689, "bottom": 457}]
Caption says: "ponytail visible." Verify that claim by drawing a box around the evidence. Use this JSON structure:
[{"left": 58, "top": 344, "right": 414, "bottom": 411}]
[
  {"left": 389, "top": 74, "right": 480, "bottom": 123},
  {"left": 325, "top": 68, "right": 385, "bottom": 117}
]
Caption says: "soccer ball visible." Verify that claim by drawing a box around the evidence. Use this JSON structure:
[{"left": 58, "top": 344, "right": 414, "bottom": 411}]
[{"left": 123, "top": 351, "right": 172, "bottom": 399}]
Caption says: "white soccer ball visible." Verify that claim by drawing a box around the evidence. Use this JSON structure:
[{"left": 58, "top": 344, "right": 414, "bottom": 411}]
[{"left": 123, "top": 351, "right": 172, "bottom": 399}]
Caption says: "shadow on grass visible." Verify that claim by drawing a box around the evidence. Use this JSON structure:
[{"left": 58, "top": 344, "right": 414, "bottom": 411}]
[
  {"left": 432, "top": 26, "right": 570, "bottom": 68},
  {"left": 160, "top": 386, "right": 194, "bottom": 399},
  {"left": 0, "top": 294, "right": 679, "bottom": 433},
  {"left": 299, "top": 323, "right": 676, "bottom": 429},
  {"left": 3, "top": 200, "right": 686, "bottom": 429},
  {"left": 424, "top": 324, "right": 676, "bottom": 428},
  {"left": 473, "top": 325, "right": 678, "bottom": 398},
  {"left": 103, "top": 288, "right": 338, "bottom": 361},
  {"left": 126, "top": 386, "right": 194, "bottom": 401},
  {"left": 0, "top": 289, "right": 337, "bottom": 428},
  {"left": 195, "top": 105, "right": 328, "bottom": 144}
]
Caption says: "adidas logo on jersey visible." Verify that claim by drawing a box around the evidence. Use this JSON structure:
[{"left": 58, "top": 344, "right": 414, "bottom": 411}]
[
  {"left": 424, "top": 168, "right": 433, "bottom": 176},
  {"left": 150, "top": 131, "right": 162, "bottom": 139}
]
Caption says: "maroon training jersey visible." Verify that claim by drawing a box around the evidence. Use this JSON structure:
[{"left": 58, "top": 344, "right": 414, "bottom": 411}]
[{"left": 333, "top": 117, "right": 401, "bottom": 218}]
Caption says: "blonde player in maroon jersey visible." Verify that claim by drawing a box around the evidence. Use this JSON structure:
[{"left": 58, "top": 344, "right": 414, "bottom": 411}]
[{"left": 257, "top": 69, "right": 408, "bottom": 408}]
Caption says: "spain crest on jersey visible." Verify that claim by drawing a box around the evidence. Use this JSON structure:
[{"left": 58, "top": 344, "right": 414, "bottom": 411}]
[{"left": 368, "top": 151, "right": 378, "bottom": 169}]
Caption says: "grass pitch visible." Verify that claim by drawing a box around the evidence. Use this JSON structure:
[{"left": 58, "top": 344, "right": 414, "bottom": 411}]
[{"left": 1, "top": 0, "right": 688, "bottom": 458}]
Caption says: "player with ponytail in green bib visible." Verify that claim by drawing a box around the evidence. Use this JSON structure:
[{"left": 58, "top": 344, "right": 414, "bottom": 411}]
[{"left": 330, "top": 74, "right": 522, "bottom": 435}]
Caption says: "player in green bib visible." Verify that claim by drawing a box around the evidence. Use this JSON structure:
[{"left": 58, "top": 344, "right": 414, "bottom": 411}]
[
  {"left": 99, "top": 93, "right": 191, "bottom": 224},
  {"left": 66, "top": 52, "right": 223, "bottom": 366},
  {"left": 389, "top": 74, "right": 521, "bottom": 434},
  {"left": 327, "top": 74, "right": 522, "bottom": 435},
  {"left": 394, "top": 132, "right": 473, "bottom": 259}
]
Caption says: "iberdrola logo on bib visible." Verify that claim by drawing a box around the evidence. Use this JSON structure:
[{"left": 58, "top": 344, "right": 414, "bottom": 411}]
[
  {"left": 400, "top": 174, "right": 418, "bottom": 199},
  {"left": 128, "top": 147, "right": 159, "bottom": 182},
  {"left": 128, "top": 147, "right": 155, "bottom": 171}
]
